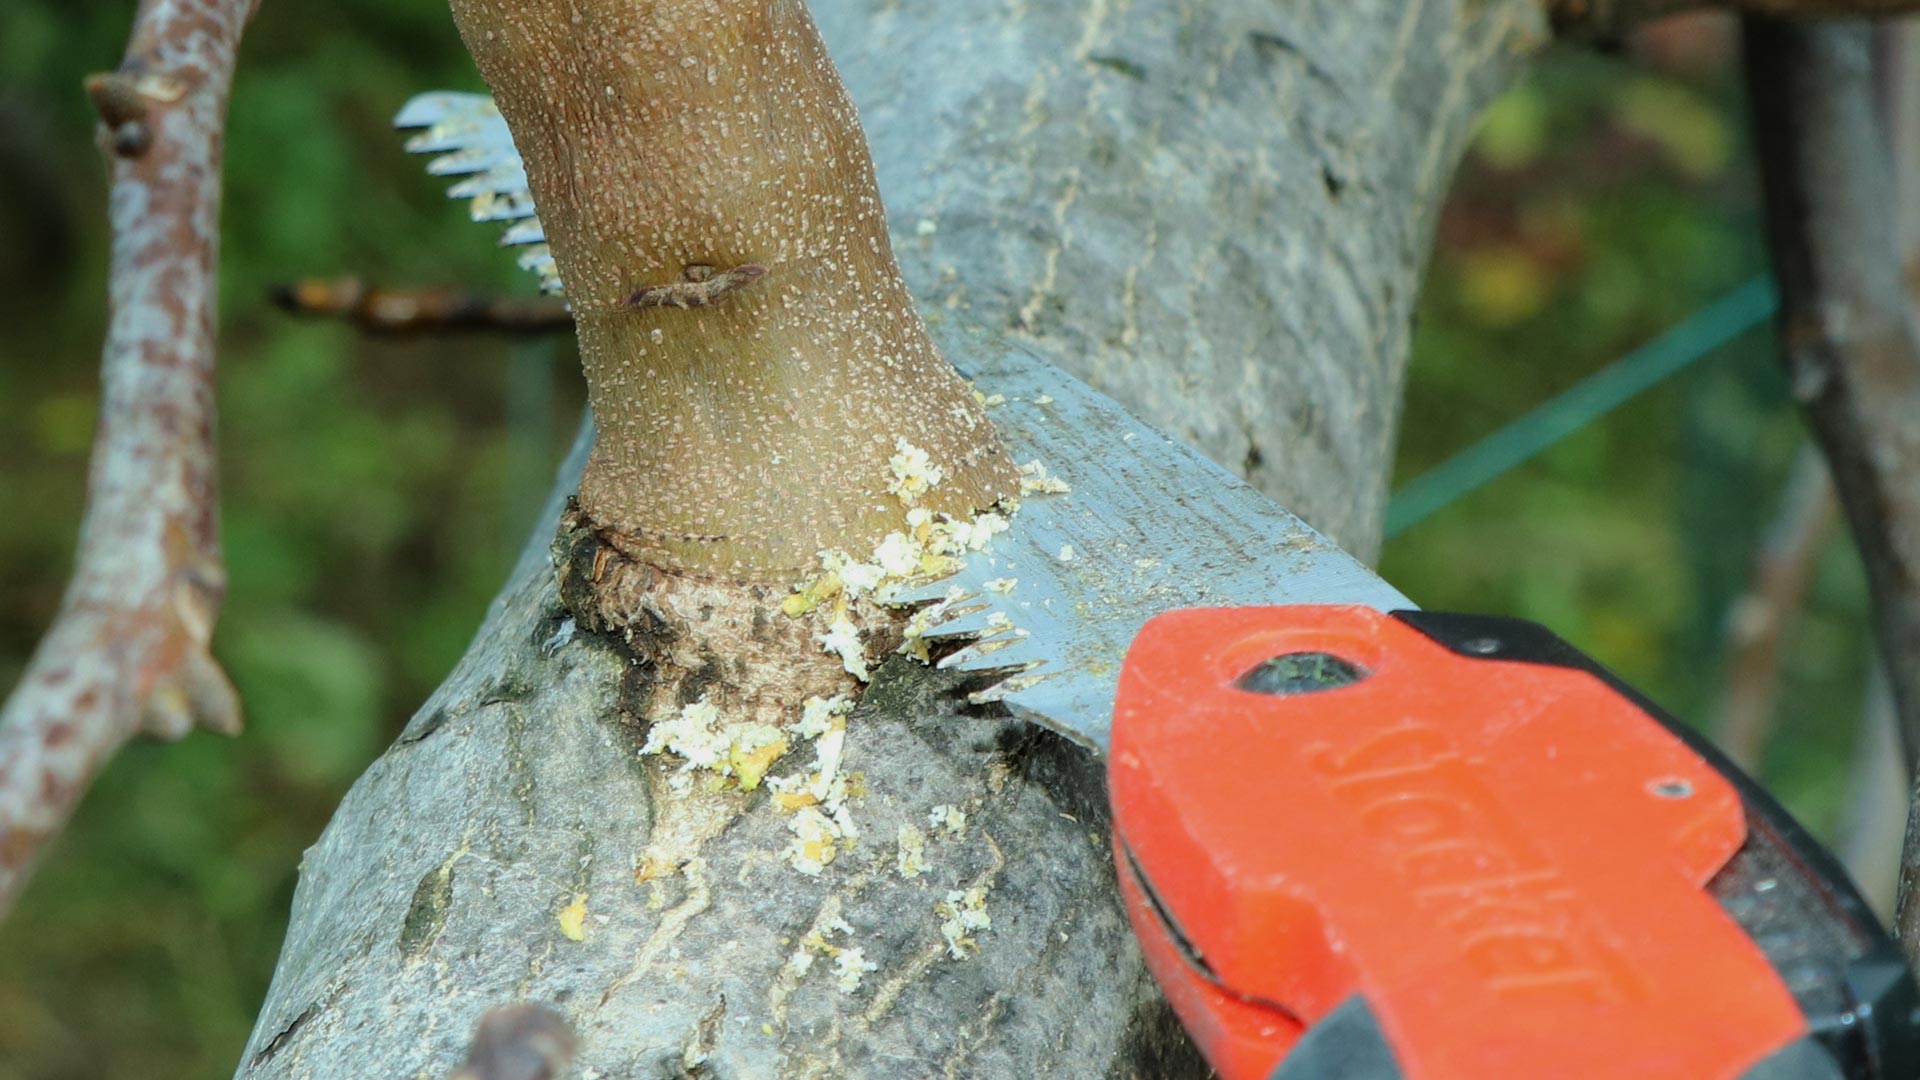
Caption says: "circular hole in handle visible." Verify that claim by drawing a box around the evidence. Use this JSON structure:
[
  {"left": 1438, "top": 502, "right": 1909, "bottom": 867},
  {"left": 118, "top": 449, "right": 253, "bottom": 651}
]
[{"left": 1233, "top": 652, "right": 1369, "bottom": 696}]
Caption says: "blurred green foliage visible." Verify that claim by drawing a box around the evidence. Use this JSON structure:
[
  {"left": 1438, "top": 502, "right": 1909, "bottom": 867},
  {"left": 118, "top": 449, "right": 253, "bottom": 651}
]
[
  {"left": 1384, "top": 37, "right": 1873, "bottom": 838},
  {"left": 0, "top": 3, "right": 582, "bottom": 1077},
  {"left": 0, "top": 7, "right": 1883, "bottom": 1079}
]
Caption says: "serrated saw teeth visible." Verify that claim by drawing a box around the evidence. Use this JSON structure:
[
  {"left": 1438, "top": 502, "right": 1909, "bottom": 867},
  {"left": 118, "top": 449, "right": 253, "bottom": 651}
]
[
  {"left": 881, "top": 578, "right": 971, "bottom": 607},
  {"left": 966, "top": 669, "right": 1058, "bottom": 704},
  {"left": 392, "top": 91, "right": 497, "bottom": 130},
  {"left": 427, "top": 146, "right": 516, "bottom": 177},
  {"left": 500, "top": 220, "right": 548, "bottom": 247},
  {"left": 935, "top": 633, "right": 1033, "bottom": 671},
  {"left": 467, "top": 190, "right": 539, "bottom": 223},
  {"left": 404, "top": 130, "right": 478, "bottom": 155},
  {"left": 396, "top": 91, "right": 558, "bottom": 292},
  {"left": 913, "top": 608, "right": 1003, "bottom": 641},
  {"left": 945, "top": 635, "right": 1051, "bottom": 673}
]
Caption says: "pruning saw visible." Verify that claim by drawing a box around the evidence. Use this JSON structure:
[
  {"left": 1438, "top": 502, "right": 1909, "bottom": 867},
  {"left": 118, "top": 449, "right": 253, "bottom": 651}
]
[{"left": 398, "top": 92, "right": 1920, "bottom": 1080}]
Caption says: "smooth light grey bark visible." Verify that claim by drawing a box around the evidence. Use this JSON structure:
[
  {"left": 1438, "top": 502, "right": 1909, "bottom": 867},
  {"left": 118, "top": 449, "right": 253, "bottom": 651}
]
[
  {"left": 838, "top": 1, "right": 1543, "bottom": 559},
  {"left": 240, "top": 2, "right": 1544, "bottom": 1077}
]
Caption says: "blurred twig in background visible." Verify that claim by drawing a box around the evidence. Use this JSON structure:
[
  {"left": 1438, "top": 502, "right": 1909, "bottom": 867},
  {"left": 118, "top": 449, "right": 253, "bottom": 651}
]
[
  {"left": 270, "top": 277, "right": 573, "bottom": 337},
  {"left": 0, "top": 0, "right": 261, "bottom": 917},
  {"left": 1743, "top": 16, "right": 1920, "bottom": 954}
]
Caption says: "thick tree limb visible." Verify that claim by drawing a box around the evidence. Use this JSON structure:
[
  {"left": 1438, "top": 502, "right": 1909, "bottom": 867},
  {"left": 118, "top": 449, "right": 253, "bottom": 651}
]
[
  {"left": 238, "top": 2, "right": 1545, "bottom": 1076},
  {"left": 269, "top": 277, "right": 574, "bottom": 337},
  {"left": 1741, "top": 17, "right": 1920, "bottom": 950},
  {"left": 0, "top": 0, "right": 258, "bottom": 916},
  {"left": 1555, "top": 0, "right": 1920, "bottom": 39}
]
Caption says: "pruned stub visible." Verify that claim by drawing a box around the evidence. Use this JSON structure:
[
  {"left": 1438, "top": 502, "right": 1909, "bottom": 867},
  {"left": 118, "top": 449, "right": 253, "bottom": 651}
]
[{"left": 553, "top": 505, "right": 901, "bottom": 734}]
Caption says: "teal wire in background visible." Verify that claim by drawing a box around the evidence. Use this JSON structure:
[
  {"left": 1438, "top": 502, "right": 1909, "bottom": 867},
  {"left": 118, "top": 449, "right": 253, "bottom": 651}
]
[{"left": 1383, "top": 275, "right": 1779, "bottom": 539}]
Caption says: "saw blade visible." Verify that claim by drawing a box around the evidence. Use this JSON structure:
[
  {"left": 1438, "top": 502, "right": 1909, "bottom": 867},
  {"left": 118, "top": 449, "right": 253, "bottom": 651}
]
[
  {"left": 394, "top": 92, "right": 562, "bottom": 296},
  {"left": 906, "top": 342, "right": 1412, "bottom": 754}
]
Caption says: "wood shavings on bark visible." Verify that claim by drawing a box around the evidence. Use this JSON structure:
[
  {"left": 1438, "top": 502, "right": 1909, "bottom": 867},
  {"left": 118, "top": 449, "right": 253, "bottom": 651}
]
[{"left": 0, "top": 0, "right": 260, "bottom": 917}]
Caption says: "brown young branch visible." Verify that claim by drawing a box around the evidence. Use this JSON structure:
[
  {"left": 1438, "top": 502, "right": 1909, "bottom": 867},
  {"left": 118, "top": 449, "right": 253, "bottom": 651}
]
[
  {"left": 1554, "top": 0, "right": 1920, "bottom": 39},
  {"left": 0, "top": 0, "right": 259, "bottom": 916},
  {"left": 1740, "top": 17, "right": 1920, "bottom": 948},
  {"left": 269, "top": 277, "right": 575, "bottom": 337},
  {"left": 1711, "top": 447, "right": 1838, "bottom": 772},
  {"left": 447, "top": 0, "right": 1019, "bottom": 582}
]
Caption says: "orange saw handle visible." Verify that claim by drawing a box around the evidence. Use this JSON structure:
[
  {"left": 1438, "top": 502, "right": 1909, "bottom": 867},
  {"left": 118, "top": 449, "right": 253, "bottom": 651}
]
[{"left": 1108, "top": 605, "right": 1918, "bottom": 1080}]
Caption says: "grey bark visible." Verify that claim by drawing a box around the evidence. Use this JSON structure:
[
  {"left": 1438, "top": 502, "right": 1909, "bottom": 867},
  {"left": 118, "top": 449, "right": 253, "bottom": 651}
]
[{"left": 239, "top": 2, "right": 1542, "bottom": 1077}]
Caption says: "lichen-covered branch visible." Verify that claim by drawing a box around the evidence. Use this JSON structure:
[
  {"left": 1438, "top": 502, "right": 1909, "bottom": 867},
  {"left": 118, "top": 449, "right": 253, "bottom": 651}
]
[
  {"left": 1740, "top": 17, "right": 1920, "bottom": 950},
  {"left": 0, "top": 0, "right": 258, "bottom": 916},
  {"left": 1553, "top": 0, "right": 1920, "bottom": 39},
  {"left": 270, "top": 277, "right": 574, "bottom": 337}
]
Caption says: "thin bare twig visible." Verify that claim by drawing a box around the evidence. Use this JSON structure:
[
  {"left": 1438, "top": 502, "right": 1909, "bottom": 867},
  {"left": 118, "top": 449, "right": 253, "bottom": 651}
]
[
  {"left": 447, "top": 1005, "right": 575, "bottom": 1080},
  {"left": 0, "top": 0, "right": 260, "bottom": 916},
  {"left": 1741, "top": 16, "right": 1920, "bottom": 949},
  {"left": 1711, "top": 446, "right": 1839, "bottom": 772},
  {"left": 1555, "top": 0, "right": 1920, "bottom": 39},
  {"left": 270, "top": 277, "right": 574, "bottom": 337}
]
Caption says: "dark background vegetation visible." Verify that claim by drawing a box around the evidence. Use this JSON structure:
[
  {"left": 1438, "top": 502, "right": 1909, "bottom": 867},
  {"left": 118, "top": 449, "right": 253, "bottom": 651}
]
[{"left": 0, "top": 6, "right": 1880, "bottom": 1078}]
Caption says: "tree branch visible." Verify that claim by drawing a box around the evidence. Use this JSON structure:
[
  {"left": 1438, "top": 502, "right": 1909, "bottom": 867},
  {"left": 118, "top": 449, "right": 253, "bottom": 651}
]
[
  {"left": 237, "top": 1, "right": 1545, "bottom": 1072},
  {"left": 269, "top": 277, "right": 574, "bottom": 337},
  {"left": 0, "top": 0, "right": 259, "bottom": 916},
  {"left": 1711, "top": 446, "right": 1838, "bottom": 773},
  {"left": 1741, "top": 16, "right": 1920, "bottom": 948},
  {"left": 1554, "top": 0, "right": 1920, "bottom": 40}
]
